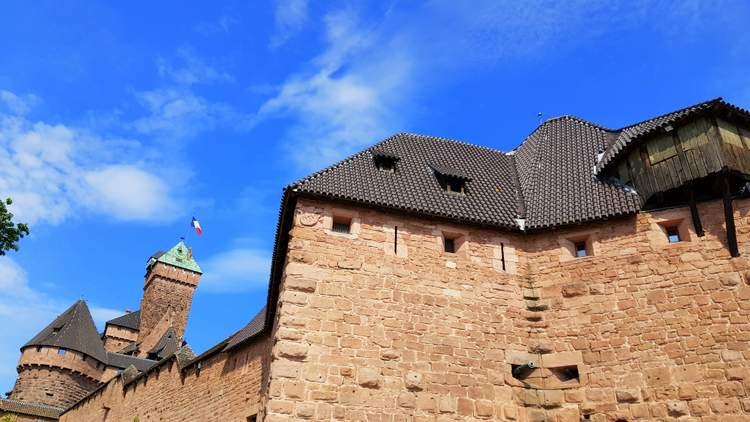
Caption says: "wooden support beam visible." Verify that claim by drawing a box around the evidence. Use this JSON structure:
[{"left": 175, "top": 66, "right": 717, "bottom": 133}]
[
  {"left": 687, "top": 187, "right": 704, "bottom": 237},
  {"left": 722, "top": 171, "right": 740, "bottom": 257}
]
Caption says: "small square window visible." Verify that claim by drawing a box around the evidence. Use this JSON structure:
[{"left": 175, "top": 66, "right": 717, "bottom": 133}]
[
  {"left": 666, "top": 226, "right": 681, "bottom": 243},
  {"left": 36, "top": 346, "right": 42, "bottom": 352},
  {"left": 331, "top": 216, "right": 351, "bottom": 234},
  {"left": 574, "top": 241, "right": 587, "bottom": 257},
  {"left": 444, "top": 237, "right": 456, "bottom": 254},
  {"left": 58, "top": 349, "right": 66, "bottom": 356},
  {"left": 446, "top": 179, "right": 465, "bottom": 194}
]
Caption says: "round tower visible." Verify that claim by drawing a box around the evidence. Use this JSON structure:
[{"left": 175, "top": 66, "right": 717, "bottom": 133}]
[{"left": 9, "top": 300, "right": 107, "bottom": 409}]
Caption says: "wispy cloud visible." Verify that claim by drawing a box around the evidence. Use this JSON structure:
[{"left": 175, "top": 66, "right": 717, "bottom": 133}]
[
  {"left": 157, "top": 46, "right": 234, "bottom": 86},
  {"left": 270, "top": 0, "right": 309, "bottom": 48},
  {"left": 199, "top": 248, "right": 270, "bottom": 293},
  {"left": 0, "top": 257, "right": 120, "bottom": 393},
  {"left": 0, "top": 93, "right": 180, "bottom": 224},
  {"left": 257, "top": 9, "right": 411, "bottom": 170}
]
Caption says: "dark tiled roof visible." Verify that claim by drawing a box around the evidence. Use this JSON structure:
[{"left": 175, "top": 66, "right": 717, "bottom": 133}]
[
  {"left": 291, "top": 134, "right": 521, "bottom": 229},
  {"left": 514, "top": 116, "right": 641, "bottom": 229},
  {"left": 106, "top": 310, "right": 140, "bottom": 331},
  {"left": 147, "top": 327, "right": 179, "bottom": 360},
  {"left": 106, "top": 352, "right": 156, "bottom": 372},
  {"left": 117, "top": 342, "right": 138, "bottom": 355},
  {"left": 0, "top": 398, "right": 63, "bottom": 419},
  {"left": 224, "top": 307, "right": 266, "bottom": 351},
  {"left": 23, "top": 300, "right": 108, "bottom": 363},
  {"left": 291, "top": 127, "right": 639, "bottom": 230}
]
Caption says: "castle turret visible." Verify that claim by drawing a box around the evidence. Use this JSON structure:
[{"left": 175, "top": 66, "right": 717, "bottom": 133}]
[
  {"left": 9, "top": 300, "right": 107, "bottom": 410},
  {"left": 137, "top": 241, "right": 202, "bottom": 349}
]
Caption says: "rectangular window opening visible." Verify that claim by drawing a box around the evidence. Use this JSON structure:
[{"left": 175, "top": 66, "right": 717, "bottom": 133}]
[
  {"left": 247, "top": 415, "right": 258, "bottom": 422},
  {"left": 550, "top": 365, "right": 580, "bottom": 383},
  {"left": 666, "top": 226, "right": 681, "bottom": 243},
  {"left": 574, "top": 241, "right": 588, "bottom": 258},
  {"left": 331, "top": 216, "right": 352, "bottom": 234},
  {"left": 57, "top": 348, "right": 66, "bottom": 356},
  {"left": 446, "top": 179, "right": 465, "bottom": 194},
  {"left": 444, "top": 237, "right": 456, "bottom": 254}
]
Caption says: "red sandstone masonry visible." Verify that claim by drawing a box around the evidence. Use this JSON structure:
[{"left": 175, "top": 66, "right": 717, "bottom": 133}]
[
  {"left": 138, "top": 262, "right": 201, "bottom": 344},
  {"left": 59, "top": 336, "right": 271, "bottom": 422},
  {"left": 261, "top": 197, "right": 750, "bottom": 421}
]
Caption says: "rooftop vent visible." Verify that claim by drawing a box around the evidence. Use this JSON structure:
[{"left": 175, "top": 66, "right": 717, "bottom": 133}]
[
  {"left": 430, "top": 163, "right": 470, "bottom": 194},
  {"left": 372, "top": 150, "right": 399, "bottom": 172}
]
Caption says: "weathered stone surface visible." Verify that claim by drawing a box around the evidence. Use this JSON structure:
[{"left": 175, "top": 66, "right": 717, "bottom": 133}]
[{"left": 357, "top": 368, "right": 381, "bottom": 388}]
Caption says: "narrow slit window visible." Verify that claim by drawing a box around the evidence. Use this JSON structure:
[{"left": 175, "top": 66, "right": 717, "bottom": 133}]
[
  {"left": 331, "top": 216, "right": 352, "bottom": 234},
  {"left": 500, "top": 242, "right": 506, "bottom": 271},
  {"left": 394, "top": 226, "right": 398, "bottom": 254},
  {"left": 574, "top": 241, "right": 588, "bottom": 258},
  {"left": 666, "top": 226, "right": 681, "bottom": 243}
]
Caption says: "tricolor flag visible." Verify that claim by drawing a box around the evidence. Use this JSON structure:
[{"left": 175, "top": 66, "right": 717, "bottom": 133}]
[{"left": 191, "top": 217, "right": 203, "bottom": 235}]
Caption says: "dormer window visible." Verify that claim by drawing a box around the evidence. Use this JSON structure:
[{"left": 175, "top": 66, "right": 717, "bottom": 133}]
[
  {"left": 430, "top": 164, "right": 470, "bottom": 195},
  {"left": 372, "top": 151, "right": 399, "bottom": 172}
]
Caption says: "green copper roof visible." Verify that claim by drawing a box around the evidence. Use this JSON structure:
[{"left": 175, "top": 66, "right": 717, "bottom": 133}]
[{"left": 153, "top": 241, "right": 202, "bottom": 273}]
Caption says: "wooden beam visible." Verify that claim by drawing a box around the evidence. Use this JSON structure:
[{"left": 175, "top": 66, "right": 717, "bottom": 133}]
[
  {"left": 722, "top": 170, "right": 740, "bottom": 257},
  {"left": 687, "top": 187, "right": 704, "bottom": 237}
]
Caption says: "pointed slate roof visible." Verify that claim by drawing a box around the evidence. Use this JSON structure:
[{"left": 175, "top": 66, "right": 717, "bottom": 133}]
[
  {"left": 106, "top": 310, "right": 140, "bottom": 331},
  {"left": 23, "top": 300, "right": 108, "bottom": 363},
  {"left": 146, "top": 327, "right": 180, "bottom": 360},
  {"left": 150, "top": 241, "right": 202, "bottom": 273}
]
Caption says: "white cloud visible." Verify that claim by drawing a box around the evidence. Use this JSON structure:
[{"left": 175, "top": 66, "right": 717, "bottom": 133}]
[
  {"left": 200, "top": 248, "right": 271, "bottom": 293},
  {"left": 257, "top": 9, "right": 411, "bottom": 170},
  {"left": 0, "top": 91, "right": 179, "bottom": 225},
  {"left": 133, "top": 87, "right": 240, "bottom": 140},
  {"left": 83, "top": 165, "right": 173, "bottom": 221},
  {"left": 157, "top": 47, "right": 234, "bottom": 86},
  {"left": 0, "top": 257, "right": 119, "bottom": 394},
  {"left": 270, "top": 0, "right": 309, "bottom": 48}
]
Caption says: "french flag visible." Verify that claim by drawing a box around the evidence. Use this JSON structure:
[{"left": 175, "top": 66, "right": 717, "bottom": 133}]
[{"left": 191, "top": 217, "right": 203, "bottom": 235}]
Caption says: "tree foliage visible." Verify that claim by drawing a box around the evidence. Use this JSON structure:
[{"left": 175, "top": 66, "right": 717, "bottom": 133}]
[
  {"left": 0, "top": 197, "right": 29, "bottom": 256},
  {"left": 0, "top": 413, "right": 18, "bottom": 422}
]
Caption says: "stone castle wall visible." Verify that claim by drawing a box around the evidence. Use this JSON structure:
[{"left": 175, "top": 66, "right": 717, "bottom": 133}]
[
  {"left": 10, "top": 366, "right": 100, "bottom": 409},
  {"left": 103, "top": 325, "right": 138, "bottom": 353},
  {"left": 59, "top": 335, "right": 271, "bottom": 422},
  {"left": 10, "top": 347, "right": 105, "bottom": 409},
  {"left": 262, "top": 197, "right": 750, "bottom": 421}
]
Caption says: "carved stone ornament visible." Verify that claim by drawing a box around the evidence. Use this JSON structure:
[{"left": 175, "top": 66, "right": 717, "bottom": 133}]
[{"left": 299, "top": 213, "right": 320, "bottom": 227}]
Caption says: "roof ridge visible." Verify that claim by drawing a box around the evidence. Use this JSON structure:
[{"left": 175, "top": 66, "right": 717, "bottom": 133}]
[
  {"left": 397, "top": 132, "right": 508, "bottom": 155},
  {"left": 542, "top": 115, "right": 614, "bottom": 132},
  {"left": 616, "top": 97, "right": 723, "bottom": 131}
]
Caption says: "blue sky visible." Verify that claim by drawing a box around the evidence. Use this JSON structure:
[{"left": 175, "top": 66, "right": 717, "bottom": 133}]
[{"left": 1, "top": 0, "right": 749, "bottom": 393}]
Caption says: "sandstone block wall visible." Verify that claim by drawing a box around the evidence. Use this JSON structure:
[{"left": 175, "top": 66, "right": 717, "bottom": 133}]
[
  {"left": 138, "top": 263, "right": 200, "bottom": 343},
  {"left": 59, "top": 336, "right": 271, "bottom": 422},
  {"left": 10, "top": 366, "right": 99, "bottom": 409},
  {"left": 263, "top": 197, "right": 750, "bottom": 421},
  {"left": 264, "top": 199, "right": 528, "bottom": 421},
  {"left": 103, "top": 325, "right": 138, "bottom": 353}
]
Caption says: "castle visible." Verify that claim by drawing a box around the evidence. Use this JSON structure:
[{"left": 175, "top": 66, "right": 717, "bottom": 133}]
[{"left": 2, "top": 97, "right": 750, "bottom": 421}]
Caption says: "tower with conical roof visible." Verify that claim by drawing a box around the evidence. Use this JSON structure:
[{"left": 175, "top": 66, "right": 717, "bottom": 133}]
[
  {"left": 137, "top": 240, "right": 202, "bottom": 351},
  {"left": 8, "top": 300, "right": 107, "bottom": 410}
]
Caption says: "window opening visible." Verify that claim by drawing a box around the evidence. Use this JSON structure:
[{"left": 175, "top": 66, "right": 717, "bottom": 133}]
[
  {"left": 500, "top": 242, "right": 506, "bottom": 271},
  {"left": 574, "top": 241, "right": 587, "bottom": 258},
  {"left": 444, "top": 237, "right": 456, "bottom": 254},
  {"left": 247, "top": 416, "right": 258, "bottom": 422},
  {"left": 550, "top": 365, "right": 580, "bottom": 383},
  {"left": 332, "top": 216, "right": 352, "bottom": 234},
  {"left": 666, "top": 226, "right": 681, "bottom": 243},
  {"left": 394, "top": 226, "right": 398, "bottom": 254},
  {"left": 57, "top": 349, "right": 66, "bottom": 356}
]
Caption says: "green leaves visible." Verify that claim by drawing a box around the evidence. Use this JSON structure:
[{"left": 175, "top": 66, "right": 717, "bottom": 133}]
[{"left": 0, "top": 197, "right": 29, "bottom": 256}]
